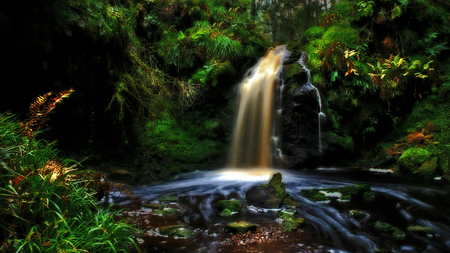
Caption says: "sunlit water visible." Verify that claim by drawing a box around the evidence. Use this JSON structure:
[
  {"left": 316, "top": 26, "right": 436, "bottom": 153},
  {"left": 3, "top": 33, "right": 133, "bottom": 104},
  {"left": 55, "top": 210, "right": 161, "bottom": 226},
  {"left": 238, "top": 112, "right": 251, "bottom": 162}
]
[{"left": 107, "top": 168, "right": 450, "bottom": 253}]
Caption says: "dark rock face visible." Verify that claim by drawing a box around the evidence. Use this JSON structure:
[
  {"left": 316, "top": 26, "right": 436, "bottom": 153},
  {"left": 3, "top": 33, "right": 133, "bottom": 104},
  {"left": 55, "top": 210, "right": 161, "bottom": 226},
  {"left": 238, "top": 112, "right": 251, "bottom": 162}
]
[
  {"left": 245, "top": 172, "right": 287, "bottom": 208},
  {"left": 278, "top": 56, "right": 328, "bottom": 168}
]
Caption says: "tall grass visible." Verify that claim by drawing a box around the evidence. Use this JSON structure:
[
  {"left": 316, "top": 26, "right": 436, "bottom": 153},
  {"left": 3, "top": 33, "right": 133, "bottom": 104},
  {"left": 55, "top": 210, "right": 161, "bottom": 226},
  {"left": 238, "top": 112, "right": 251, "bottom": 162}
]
[{"left": 0, "top": 112, "right": 138, "bottom": 252}]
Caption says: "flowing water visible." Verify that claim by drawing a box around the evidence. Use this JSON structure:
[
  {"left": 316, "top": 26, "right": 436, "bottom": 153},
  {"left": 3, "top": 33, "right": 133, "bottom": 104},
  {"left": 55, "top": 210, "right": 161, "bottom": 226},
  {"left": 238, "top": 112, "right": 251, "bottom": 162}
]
[{"left": 108, "top": 168, "right": 450, "bottom": 253}]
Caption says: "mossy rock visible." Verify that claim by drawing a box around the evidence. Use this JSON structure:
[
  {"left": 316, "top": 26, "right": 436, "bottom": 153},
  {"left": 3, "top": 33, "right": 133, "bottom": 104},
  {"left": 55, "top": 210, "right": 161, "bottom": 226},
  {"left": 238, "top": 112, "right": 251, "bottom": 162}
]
[
  {"left": 281, "top": 217, "right": 305, "bottom": 231},
  {"left": 407, "top": 225, "right": 435, "bottom": 236},
  {"left": 277, "top": 210, "right": 305, "bottom": 231},
  {"left": 413, "top": 156, "right": 439, "bottom": 177},
  {"left": 374, "top": 221, "right": 395, "bottom": 232},
  {"left": 283, "top": 64, "right": 302, "bottom": 80},
  {"left": 310, "top": 193, "right": 329, "bottom": 202},
  {"left": 374, "top": 221, "right": 405, "bottom": 239},
  {"left": 245, "top": 172, "right": 288, "bottom": 208},
  {"left": 301, "top": 184, "right": 372, "bottom": 202},
  {"left": 219, "top": 208, "right": 233, "bottom": 217},
  {"left": 142, "top": 203, "right": 166, "bottom": 210},
  {"left": 159, "top": 225, "right": 194, "bottom": 238},
  {"left": 216, "top": 199, "right": 242, "bottom": 212},
  {"left": 340, "top": 184, "right": 371, "bottom": 198},
  {"left": 282, "top": 198, "right": 302, "bottom": 207},
  {"left": 159, "top": 196, "right": 179, "bottom": 203},
  {"left": 398, "top": 147, "right": 431, "bottom": 172},
  {"left": 155, "top": 208, "right": 179, "bottom": 216},
  {"left": 340, "top": 195, "right": 352, "bottom": 201},
  {"left": 225, "top": 221, "right": 257, "bottom": 234},
  {"left": 349, "top": 210, "right": 365, "bottom": 219},
  {"left": 268, "top": 172, "right": 287, "bottom": 198},
  {"left": 392, "top": 229, "right": 406, "bottom": 239},
  {"left": 300, "top": 189, "right": 322, "bottom": 199}
]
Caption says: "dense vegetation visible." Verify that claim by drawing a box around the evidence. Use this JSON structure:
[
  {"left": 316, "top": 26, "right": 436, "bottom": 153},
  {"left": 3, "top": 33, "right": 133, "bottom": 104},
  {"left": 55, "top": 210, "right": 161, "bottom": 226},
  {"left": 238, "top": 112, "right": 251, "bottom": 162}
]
[{"left": 1, "top": 0, "right": 450, "bottom": 251}]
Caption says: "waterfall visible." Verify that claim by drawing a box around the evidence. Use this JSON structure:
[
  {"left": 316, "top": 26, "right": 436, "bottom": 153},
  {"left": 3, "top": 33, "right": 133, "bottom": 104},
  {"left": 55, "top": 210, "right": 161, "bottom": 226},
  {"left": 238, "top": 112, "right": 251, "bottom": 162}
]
[
  {"left": 298, "top": 53, "right": 325, "bottom": 152},
  {"left": 229, "top": 45, "right": 290, "bottom": 168}
]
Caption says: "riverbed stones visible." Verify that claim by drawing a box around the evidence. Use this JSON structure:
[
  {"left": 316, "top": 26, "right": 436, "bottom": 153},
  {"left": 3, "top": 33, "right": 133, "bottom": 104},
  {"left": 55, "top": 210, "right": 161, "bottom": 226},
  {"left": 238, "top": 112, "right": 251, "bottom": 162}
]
[
  {"left": 225, "top": 221, "right": 257, "bottom": 234},
  {"left": 245, "top": 172, "right": 288, "bottom": 208}
]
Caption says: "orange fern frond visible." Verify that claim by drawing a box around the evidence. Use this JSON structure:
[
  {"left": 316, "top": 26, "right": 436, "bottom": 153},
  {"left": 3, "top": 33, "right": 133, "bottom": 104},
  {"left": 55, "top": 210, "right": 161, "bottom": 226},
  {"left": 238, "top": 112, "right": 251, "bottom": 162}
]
[{"left": 21, "top": 88, "right": 74, "bottom": 139}]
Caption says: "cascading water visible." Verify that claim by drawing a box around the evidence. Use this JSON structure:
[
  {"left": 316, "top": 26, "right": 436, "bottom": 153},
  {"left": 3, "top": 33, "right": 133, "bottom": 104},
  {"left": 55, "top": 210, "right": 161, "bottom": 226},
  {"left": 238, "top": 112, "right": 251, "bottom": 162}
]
[
  {"left": 229, "top": 45, "right": 290, "bottom": 168},
  {"left": 298, "top": 52, "right": 326, "bottom": 152}
]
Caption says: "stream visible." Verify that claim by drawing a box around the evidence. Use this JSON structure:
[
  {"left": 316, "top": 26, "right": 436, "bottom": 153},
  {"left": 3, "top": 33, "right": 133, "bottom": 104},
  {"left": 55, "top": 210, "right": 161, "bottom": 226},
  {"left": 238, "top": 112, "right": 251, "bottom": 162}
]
[{"left": 105, "top": 168, "right": 450, "bottom": 253}]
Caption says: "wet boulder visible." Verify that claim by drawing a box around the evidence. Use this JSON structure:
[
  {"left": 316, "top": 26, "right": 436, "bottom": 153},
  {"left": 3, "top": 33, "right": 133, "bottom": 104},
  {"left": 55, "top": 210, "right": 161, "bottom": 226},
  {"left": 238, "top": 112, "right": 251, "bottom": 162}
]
[{"left": 245, "top": 172, "right": 288, "bottom": 208}]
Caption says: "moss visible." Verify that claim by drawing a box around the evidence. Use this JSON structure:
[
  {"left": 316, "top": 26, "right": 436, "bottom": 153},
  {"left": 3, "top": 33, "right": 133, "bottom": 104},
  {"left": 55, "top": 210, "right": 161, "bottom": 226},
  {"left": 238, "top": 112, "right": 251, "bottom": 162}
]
[
  {"left": 413, "top": 156, "right": 438, "bottom": 177},
  {"left": 225, "top": 221, "right": 257, "bottom": 234},
  {"left": 159, "top": 225, "right": 194, "bottom": 238},
  {"left": 277, "top": 210, "right": 305, "bottom": 231},
  {"left": 340, "top": 195, "right": 352, "bottom": 201},
  {"left": 392, "top": 229, "right": 406, "bottom": 239},
  {"left": 340, "top": 184, "right": 371, "bottom": 198},
  {"left": 310, "top": 193, "right": 329, "bottom": 202},
  {"left": 283, "top": 64, "right": 302, "bottom": 80},
  {"left": 220, "top": 208, "right": 232, "bottom": 217},
  {"left": 145, "top": 116, "right": 228, "bottom": 164},
  {"left": 375, "top": 221, "right": 405, "bottom": 239},
  {"left": 302, "top": 184, "right": 371, "bottom": 202},
  {"left": 216, "top": 199, "right": 242, "bottom": 212},
  {"left": 300, "top": 189, "right": 322, "bottom": 198},
  {"left": 407, "top": 225, "right": 435, "bottom": 236},
  {"left": 398, "top": 147, "right": 431, "bottom": 172}
]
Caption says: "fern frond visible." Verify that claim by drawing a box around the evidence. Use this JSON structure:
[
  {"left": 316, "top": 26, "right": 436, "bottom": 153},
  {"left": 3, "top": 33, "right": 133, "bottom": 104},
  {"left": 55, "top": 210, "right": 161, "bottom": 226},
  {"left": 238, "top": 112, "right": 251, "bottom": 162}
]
[{"left": 21, "top": 88, "right": 74, "bottom": 139}]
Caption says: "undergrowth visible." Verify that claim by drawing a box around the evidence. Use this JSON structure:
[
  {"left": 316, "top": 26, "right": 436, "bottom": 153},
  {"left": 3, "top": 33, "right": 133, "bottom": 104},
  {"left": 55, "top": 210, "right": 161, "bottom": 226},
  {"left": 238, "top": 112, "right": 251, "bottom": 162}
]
[{"left": 0, "top": 91, "right": 138, "bottom": 252}]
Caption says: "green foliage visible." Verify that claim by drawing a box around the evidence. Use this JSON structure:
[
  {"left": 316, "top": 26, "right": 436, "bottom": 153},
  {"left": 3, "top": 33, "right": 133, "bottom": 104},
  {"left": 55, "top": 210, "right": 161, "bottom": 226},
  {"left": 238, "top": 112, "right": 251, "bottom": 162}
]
[
  {"left": 0, "top": 112, "right": 137, "bottom": 252},
  {"left": 304, "top": 26, "right": 325, "bottom": 41},
  {"left": 398, "top": 147, "right": 431, "bottom": 170},
  {"left": 323, "top": 24, "right": 359, "bottom": 49},
  {"left": 145, "top": 115, "right": 227, "bottom": 164}
]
